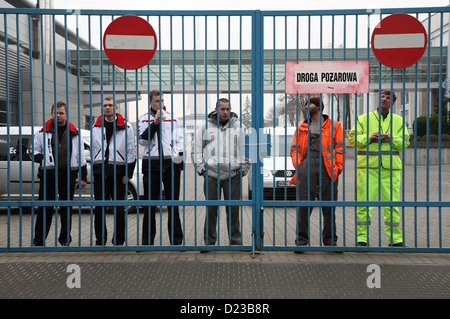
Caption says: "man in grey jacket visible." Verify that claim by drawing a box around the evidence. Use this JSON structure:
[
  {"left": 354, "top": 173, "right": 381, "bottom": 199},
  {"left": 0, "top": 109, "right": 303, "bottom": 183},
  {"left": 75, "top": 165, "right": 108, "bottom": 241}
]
[{"left": 192, "top": 98, "right": 251, "bottom": 249}]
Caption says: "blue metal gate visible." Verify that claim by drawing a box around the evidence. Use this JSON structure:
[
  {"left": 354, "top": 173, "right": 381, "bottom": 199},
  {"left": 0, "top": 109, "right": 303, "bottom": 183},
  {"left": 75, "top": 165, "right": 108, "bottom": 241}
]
[{"left": 0, "top": 7, "right": 449, "bottom": 253}]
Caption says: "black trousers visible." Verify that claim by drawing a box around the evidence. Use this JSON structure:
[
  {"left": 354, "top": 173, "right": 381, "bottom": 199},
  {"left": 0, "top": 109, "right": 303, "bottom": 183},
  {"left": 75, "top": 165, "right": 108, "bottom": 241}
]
[
  {"left": 93, "top": 174, "right": 126, "bottom": 245},
  {"left": 296, "top": 159, "right": 338, "bottom": 246},
  {"left": 34, "top": 171, "right": 75, "bottom": 246},
  {"left": 142, "top": 167, "right": 183, "bottom": 245}
]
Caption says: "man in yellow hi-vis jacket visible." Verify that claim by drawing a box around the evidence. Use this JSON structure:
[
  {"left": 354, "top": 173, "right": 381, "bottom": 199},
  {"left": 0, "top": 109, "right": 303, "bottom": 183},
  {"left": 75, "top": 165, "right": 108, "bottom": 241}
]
[{"left": 348, "top": 90, "right": 410, "bottom": 247}]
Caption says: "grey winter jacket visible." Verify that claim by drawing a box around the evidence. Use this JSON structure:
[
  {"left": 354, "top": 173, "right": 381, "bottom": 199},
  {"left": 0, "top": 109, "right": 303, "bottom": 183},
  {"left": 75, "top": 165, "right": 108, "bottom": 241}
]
[{"left": 191, "top": 111, "right": 251, "bottom": 181}]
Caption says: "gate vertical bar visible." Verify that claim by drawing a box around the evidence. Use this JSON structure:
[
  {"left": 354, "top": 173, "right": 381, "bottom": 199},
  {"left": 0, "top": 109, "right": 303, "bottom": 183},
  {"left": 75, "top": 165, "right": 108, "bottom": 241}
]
[
  {"left": 15, "top": 14, "right": 23, "bottom": 247},
  {"left": 438, "top": 12, "right": 444, "bottom": 248},
  {"left": 29, "top": 13, "right": 36, "bottom": 247},
  {"left": 75, "top": 12, "right": 83, "bottom": 247},
  {"left": 252, "top": 10, "right": 264, "bottom": 251},
  {"left": 4, "top": 13, "right": 11, "bottom": 248}
]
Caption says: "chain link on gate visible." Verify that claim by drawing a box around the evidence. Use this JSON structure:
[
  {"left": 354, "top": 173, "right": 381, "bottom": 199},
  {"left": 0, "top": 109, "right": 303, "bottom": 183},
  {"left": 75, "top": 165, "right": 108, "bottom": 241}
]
[{"left": 0, "top": 7, "right": 449, "bottom": 253}]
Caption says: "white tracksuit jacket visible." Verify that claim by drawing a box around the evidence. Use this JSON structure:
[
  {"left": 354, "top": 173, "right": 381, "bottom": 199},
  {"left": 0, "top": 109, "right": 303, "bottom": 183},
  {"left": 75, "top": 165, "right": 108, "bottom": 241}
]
[
  {"left": 138, "top": 109, "right": 184, "bottom": 165},
  {"left": 91, "top": 113, "right": 136, "bottom": 176},
  {"left": 34, "top": 119, "right": 87, "bottom": 179}
]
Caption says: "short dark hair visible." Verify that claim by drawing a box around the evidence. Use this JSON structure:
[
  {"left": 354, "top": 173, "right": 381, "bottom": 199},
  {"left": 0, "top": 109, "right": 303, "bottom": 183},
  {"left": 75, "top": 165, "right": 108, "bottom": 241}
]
[
  {"left": 51, "top": 101, "right": 66, "bottom": 113},
  {"left": 305, "top": 97, "right": 324, "bottom": 110},
  {"left": 381, "top": 90, "right": 397, "bottom": 103},
  {"left": 150, "top": 89, "right": 162, "bottom": 102},
  {"left": 216, "top": 98, "right": 230, "bottom": 109}
]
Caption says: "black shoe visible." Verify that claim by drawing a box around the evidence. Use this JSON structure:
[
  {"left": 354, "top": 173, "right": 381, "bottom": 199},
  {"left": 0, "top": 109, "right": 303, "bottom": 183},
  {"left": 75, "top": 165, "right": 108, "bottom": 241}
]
[
  {"left": 324, "top": 242, "right": 342, "bottom": 253},
  {"left": 294, "top": 243, "right": 307, "bottom": 254},
  {"left": 390, "top": 242, "right": 404, "bottom": 247},
  {"left": 59, "top": 238, "right": 71, "bottom": 246},
  {"left": 200, "top": 250, "right": 210, "bottom": 254},
  {"left": 33, "top": 239, "right": 44, "bottom": 246},
  {"left": 357, "top": 242, "right": 367, "bottom": 247},
  {"left": 171, "top": 242, "right": 186, "bottom": 252}
]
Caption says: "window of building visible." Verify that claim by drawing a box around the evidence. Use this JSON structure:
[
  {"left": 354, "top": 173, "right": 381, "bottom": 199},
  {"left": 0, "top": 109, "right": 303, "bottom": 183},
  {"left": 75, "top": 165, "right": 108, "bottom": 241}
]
[{"left": 0, "top": 100, "right": 19, "bottom": 126}]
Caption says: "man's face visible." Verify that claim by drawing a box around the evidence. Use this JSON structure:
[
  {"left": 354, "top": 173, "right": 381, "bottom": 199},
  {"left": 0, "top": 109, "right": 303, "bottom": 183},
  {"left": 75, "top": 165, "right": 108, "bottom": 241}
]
[
  {"left": 52, "top": 106, "right": 67, "bottom": 126},
  {"left": 217, "top": 102, "right": 230, "bottom": 122},
  {"left": 103, "top": 99, "right": 116, "bottom": 117},
  {"left": 305, "top": 102, "right": 320, "bottom": 116},
  {"left": 380, "top": 93, "right": 393, "bottom": 114},
  {"left": 150, "top": 94, "right": 164, "bottom": 112}
]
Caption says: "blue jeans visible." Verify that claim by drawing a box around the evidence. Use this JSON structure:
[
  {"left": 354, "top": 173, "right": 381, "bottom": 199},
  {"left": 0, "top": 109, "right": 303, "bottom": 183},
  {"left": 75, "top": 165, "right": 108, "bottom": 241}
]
[{"left": 203, "top": 174, "right": 242, "bottom": 245}]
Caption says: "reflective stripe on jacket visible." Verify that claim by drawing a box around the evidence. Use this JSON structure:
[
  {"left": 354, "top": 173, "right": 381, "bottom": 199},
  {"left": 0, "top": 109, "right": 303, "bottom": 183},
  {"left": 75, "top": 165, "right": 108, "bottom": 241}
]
[
  {"left": 348, "top": 110, "right": 410, "bottom": 170},
  {"left": 290, "top": 116, "right": 346, "bottom": 184},
  {"left": 138, "top": 111, "right": 184, "bottom": 162}
]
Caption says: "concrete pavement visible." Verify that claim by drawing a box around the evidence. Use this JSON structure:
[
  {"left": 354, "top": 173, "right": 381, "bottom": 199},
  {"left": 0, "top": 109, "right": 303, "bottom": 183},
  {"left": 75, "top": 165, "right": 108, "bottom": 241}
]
[{"left": 0, "top": 250, "right": 449, "bottom": 299}]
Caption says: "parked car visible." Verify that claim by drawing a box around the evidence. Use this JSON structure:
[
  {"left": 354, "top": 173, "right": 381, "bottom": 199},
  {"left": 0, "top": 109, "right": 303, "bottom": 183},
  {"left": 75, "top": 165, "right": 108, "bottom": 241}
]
[
  {"left": 248, "top": 127, "right": 297, "bottom": 200},
  {"left": 0, "top": 126, "right": 143, "bottom": 213}
]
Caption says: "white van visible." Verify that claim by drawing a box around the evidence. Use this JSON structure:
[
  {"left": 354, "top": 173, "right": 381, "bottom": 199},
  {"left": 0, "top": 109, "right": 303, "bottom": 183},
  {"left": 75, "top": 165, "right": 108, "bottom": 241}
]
[
  {"left": 248, "top": 126, "right": 297, "bottom": 200},
  {"left": 0, "top": 126, "right": 47, "bottom": 202},
  {"left": 0, "top": 126, "right": 141, "bottom": 212}
]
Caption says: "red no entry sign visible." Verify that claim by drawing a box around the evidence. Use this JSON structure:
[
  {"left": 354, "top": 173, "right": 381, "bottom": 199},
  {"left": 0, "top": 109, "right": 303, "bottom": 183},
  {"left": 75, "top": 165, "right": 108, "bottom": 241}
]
[
  {"left": 371, "top": 14, "right": 427, "bottom": 69},
  {"left": 103, "top": 15, "right": 157, "bottom": 70}
]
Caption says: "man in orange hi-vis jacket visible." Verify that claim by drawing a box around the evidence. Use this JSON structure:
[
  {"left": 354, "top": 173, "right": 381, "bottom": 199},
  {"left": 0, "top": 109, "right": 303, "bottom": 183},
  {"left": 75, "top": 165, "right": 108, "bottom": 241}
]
[{"left": 290, "top": 97, "right": 346, "bottom": 249}]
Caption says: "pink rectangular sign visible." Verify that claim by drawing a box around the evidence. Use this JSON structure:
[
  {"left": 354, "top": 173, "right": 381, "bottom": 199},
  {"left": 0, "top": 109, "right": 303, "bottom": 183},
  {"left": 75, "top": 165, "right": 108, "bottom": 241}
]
[{"left": 285, "top": 61, "right": 369, "bottom": 94}]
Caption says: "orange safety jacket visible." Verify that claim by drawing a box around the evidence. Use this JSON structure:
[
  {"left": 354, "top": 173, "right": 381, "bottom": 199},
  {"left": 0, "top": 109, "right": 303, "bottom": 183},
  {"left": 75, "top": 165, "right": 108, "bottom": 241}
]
[{"left": 290, "top": 116, "right": 346, "bottom": 184}]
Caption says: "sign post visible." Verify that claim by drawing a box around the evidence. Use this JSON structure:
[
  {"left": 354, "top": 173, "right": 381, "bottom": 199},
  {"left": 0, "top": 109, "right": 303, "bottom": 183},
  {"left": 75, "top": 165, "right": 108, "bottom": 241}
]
[
  {"left": 371, "top": 13, "right": 427, "bottom": 69},
  {"left": 103, "top": 15, "right": 157, "bottom": 70}
]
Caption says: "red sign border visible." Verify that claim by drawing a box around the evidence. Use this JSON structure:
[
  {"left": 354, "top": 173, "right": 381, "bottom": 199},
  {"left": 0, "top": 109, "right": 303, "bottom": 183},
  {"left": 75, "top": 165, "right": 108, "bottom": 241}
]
[
  {"left": 371, "top": 13, "right": 428, "bottom": 69},
  {"left": 103, "top": 15, "right": 158, "bottom": 70}
]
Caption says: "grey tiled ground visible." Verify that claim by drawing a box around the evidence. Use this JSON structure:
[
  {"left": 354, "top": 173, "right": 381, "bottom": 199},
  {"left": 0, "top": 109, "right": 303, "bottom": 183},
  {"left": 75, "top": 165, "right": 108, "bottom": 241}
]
[{"left": 0, "top": 251, "right": 448, "bottom": 299}]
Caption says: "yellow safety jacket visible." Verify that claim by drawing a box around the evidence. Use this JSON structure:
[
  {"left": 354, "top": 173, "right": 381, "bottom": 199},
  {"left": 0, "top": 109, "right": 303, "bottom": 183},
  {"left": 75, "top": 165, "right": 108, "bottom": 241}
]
[{"left": 348, "top": 110, "right": 410, "bottom": 170}]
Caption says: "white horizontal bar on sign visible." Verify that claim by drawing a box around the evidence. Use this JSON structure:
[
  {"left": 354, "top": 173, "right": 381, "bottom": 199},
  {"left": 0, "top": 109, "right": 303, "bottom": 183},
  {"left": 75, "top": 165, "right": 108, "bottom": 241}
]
[
  {"left": 105, "top": 35, "right": 155, "bottom": 50},
  {"left": 373, "top": 33, "right": 425, "bottom": 49}
]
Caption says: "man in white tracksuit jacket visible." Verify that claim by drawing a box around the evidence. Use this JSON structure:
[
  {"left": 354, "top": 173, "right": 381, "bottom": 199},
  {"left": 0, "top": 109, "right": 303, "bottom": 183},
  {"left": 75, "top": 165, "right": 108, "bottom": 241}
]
[
  {"left": 138, "top": 90, "right": 184, "bottom": 246},
  {"left": 91, "top": 97, "right": 136, "bottom": 245},
  {"left": 192, "top": 98, "right": 251, "bottom": 248},
  {"left": 33, "top": 101, "right": 87, "bottom": 246}
]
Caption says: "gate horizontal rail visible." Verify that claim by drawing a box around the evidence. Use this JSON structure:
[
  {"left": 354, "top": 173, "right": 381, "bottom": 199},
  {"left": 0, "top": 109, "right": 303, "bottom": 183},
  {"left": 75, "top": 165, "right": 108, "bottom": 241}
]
[{"left": 1, "top": 200, "right": 448, "bottom": 208}]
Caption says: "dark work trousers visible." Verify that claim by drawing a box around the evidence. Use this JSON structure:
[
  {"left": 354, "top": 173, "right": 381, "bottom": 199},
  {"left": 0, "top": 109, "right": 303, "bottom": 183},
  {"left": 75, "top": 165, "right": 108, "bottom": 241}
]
[
  {"left": 296, "top": 153, "right": 338, "bottom": 246},
  {"left": 204, "top": 175, "right": 242, "bottom": 245},
  {"left": 34, "top": 170, "right": 75, "bottom": 246},
  {"left": 142, "top": 167, "right": 183, "bottom": 245},
  {"left": 93, "top": 173, "right": 126, "bottom": 245}
]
